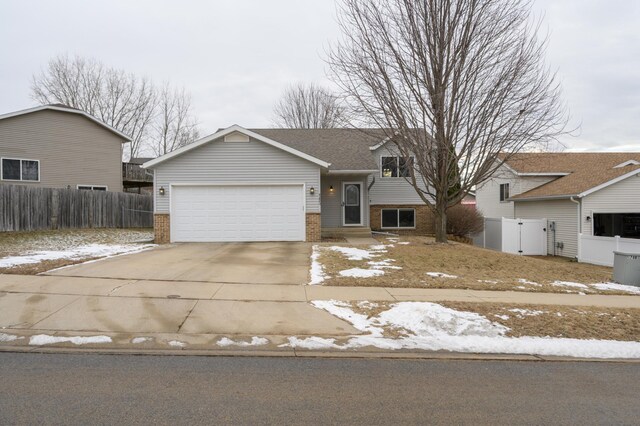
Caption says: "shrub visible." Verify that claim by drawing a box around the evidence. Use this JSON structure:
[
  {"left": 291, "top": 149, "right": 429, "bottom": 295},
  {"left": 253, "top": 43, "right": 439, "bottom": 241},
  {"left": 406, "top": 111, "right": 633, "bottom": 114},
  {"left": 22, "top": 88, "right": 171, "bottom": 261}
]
[{"left": 446, "top": 204, "right": 484, "bottom": 237}]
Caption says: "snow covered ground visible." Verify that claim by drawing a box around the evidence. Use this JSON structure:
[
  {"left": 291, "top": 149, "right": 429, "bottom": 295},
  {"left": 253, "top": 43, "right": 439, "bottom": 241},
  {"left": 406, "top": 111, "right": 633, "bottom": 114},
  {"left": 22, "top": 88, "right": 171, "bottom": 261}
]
[
  {"left": 282, "top": 300, "right": 640, "bottom": 359},
  {"left": 0, "top": 243, "right": 156, "bottom": 269}
]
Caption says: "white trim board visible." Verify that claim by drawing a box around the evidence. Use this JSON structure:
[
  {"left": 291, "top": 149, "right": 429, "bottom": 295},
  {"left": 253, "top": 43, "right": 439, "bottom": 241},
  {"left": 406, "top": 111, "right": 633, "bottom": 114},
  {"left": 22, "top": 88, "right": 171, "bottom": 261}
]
[
  {"left": 143, "top": 125, "right": 331, "bottom": 169},
  {"left": 0, "top": 105, "right": 131, "bottom": 141}
]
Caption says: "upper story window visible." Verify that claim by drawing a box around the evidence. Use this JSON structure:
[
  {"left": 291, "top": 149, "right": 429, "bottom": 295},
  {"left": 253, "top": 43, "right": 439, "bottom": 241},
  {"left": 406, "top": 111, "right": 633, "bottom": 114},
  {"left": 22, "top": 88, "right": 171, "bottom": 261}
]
[
  {"left": 1, "top": 158, "right": 39, "bottom": 182},
  {"left": 381, "top": 156, "right": 412, "bottom": 178},
  {"left": 77, "top": 185, "right": 107, "bottom": 191},
  {"left": 499, "top": 183, "right": 510, "bottom": 202}
]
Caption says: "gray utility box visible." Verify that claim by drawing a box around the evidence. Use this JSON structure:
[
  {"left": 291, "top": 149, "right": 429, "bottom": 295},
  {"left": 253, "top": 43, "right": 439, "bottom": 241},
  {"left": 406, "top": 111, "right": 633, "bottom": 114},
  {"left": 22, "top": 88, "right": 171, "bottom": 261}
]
[{"left": 613, "top": 251, "right": 640, "bottom": 287}]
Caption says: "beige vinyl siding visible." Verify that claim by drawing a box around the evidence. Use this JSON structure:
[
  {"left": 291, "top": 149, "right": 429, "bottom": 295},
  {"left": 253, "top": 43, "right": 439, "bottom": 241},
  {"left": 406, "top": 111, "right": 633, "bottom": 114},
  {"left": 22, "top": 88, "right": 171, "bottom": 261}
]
[
  {"left": 321, "top": 174, "right": 370, "bottom": 228},
  {"left": 368, "top": 145, "right": 432, "bottom": 205},
  {"left": 515, "top": 199, "right": 579, "bottom": 258},
  {"left": 153, "top": 136, "right": 321, "bottom": 214},
  {"left": 581, "top": 174, "right": 640, "bottom": 236},
  {"left": 0, "top": 110, "right": 124, "bottom": 191},
  {"left": 476, "top": 164, "right": 556, "bottom": 219}
]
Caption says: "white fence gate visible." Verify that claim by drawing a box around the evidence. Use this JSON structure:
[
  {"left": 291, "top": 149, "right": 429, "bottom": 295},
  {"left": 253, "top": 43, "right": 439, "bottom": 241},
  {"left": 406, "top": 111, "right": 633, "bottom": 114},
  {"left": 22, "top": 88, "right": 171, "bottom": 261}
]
[
  {"left": 475, "top": 217, "right": 547, "bottom": 256},
  {"left": 502, "top": 218, "right": 547, "bottom": 255}
]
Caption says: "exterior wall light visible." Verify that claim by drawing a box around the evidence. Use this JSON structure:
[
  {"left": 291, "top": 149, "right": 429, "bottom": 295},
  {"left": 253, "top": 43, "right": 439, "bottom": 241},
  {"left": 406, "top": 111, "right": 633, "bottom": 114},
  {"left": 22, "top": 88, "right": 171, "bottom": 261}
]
[
  {"left": 159, "top": 186, "right": 165, "bottom": 196},
  {"left": 309, "top": 187, "right": 315, "bottom": 195},
  {"left": 329, "top": 185, "right": 334, "bottom": 192}
]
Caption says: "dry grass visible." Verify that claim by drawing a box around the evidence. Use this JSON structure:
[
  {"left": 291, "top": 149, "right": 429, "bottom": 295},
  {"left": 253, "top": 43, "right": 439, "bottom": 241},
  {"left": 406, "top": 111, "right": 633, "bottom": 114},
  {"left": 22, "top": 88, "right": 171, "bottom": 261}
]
[
  {"left": 0, "top": 228, "right": 153, "bottom": 275},
  {"left": 348, "top": 300, "right": 640, "bottom": 341},
  {"left": 318, "top": 236, "right": 626, "bottom": 295},
  {"left": 441, "top": 302, "right": 640, "bottom": 341}
]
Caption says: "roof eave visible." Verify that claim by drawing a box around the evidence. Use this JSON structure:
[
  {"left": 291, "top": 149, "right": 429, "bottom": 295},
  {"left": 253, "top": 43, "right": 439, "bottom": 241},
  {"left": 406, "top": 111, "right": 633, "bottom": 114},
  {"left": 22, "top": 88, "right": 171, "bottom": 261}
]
[
  {"left": 509, "top": 194, "right": 576, "bottom": 202},
  {"left": 142, "top": 124, "right": 331, "bottom": 169},
  {"left": 0, "top": 105, "right": 132, "bottom": 142}
]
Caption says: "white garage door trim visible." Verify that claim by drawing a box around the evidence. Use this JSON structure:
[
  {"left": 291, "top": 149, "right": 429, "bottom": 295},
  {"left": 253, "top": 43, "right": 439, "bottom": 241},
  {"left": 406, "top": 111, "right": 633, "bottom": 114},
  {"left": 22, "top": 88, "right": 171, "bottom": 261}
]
[{"left": 169, "top": 182, "right": 306, "bottom": 243}]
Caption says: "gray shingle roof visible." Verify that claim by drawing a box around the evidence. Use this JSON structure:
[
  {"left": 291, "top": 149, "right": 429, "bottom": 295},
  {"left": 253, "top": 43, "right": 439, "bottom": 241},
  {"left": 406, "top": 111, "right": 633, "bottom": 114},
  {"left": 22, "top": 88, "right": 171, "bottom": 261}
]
[{"left": 250, "top": 128, "right": 388, "bottom": 171}]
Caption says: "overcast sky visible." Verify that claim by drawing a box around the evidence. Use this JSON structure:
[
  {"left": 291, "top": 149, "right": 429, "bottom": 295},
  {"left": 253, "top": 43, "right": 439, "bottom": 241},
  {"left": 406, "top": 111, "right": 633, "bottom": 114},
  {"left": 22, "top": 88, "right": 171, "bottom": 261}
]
[{"left": 1, "top": 0, "right": 639, "bottom": 152}]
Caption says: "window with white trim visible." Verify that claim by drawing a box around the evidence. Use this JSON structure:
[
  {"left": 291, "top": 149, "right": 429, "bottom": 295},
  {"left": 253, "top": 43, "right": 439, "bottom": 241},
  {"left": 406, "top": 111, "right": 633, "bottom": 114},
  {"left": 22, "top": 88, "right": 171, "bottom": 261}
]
[
  {"left": 381, "top": 156, "right": 412, "bottom": 178},
  {"left": 1, "top": 158, "right": 39, "bottom": 181},
  {"left": 77, "top": 185, "right": 107, "bottom": 191},
  {"left": 499, "top": 183, "right": 510, "bottom": 202},
  {"left": 381, "top": 208, "right": 415, "bottom": 228}
]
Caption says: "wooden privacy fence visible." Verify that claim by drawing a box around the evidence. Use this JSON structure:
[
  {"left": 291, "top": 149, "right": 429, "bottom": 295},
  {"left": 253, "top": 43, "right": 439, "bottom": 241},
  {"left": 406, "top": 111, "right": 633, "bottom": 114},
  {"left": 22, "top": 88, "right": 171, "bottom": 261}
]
[{"left": 0, "top": 184, "right": 153, "bottom": 232}]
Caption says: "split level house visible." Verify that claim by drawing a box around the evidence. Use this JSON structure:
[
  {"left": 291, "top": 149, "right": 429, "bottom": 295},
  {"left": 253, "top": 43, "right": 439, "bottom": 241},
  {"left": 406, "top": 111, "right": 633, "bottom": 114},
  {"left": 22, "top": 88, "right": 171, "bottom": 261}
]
[
  {"left": 476, "top": 152, "right": 640, "bottom": 266},
  {"left": 0, "top": 104, "right": 130, "bottom": 191},
  {"left": 143, "top": 125, "right": 436, "bottom": 243}
]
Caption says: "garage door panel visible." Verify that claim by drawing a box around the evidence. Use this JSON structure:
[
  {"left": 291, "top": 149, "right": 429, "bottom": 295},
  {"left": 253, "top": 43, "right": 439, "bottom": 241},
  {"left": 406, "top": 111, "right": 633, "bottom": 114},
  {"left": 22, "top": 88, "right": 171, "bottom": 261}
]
[{"left": 171, "top": 185, "right": 305, "bottom": 242}]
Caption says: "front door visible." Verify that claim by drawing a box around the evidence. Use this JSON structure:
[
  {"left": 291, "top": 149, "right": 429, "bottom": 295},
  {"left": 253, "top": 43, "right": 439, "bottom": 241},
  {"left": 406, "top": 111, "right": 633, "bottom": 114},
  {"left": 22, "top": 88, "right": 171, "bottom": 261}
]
[{"left": 342, "top": 182, "right": 362, "bottom": 226}]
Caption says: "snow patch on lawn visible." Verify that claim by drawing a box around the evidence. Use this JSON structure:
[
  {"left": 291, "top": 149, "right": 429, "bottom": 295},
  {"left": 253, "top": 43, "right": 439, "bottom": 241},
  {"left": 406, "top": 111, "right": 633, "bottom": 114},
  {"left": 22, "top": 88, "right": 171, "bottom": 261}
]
[
  {"left": 168, "top": 340, "right": 186, "bottom": 348},
  {"left": 552, "top": 281, "right": 589, "bottom": 289},
  {"left": 509, "top": 308, "right": 545, "bottom": 317},
  {"left": 309, "top": 245, "right": 327, "bottom": 285},
  {"left": 284, "top": 300, "right": 640, "bottom": 358},
  {"left": 0, "top": 333, "right": 22, "bottom": 342},
  {"left": 339, "top": 268, "right": 385, "bottom": 278},
  {"left": 131, "top": 337, "right": 153, "bottom": 344},
  {"left": 328, "top": 246, "right": 383, "bottom": 261},
  {"left": 368, "top": 259, "right": 401, "bottom": 270},
  {"left": 427, "top": 272, "right": 458, "bottom": 279},
  {"left": 29, "top": 334, "right": 112, "bottom": 346},
  {"left": 592, "top": 282, "right": 640, "bottom": 294},
  {"left": 216, "top": 337, "right": 269, "bottom": 347},
  {"left": 396, "top": 242, "right": 411, "bottom": 245},
  {"left": 0, "top": 244, "right": 155, "bottom": 268},
  {"left": 518, "top": 279, "right": 542, "bottom": 287}
]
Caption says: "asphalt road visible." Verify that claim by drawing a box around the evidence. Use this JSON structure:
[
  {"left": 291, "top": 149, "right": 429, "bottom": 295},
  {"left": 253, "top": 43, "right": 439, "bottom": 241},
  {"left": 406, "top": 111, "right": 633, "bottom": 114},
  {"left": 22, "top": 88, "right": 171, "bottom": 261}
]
[{"left": 1, "top": 353, "right": 638, "bottom": 425}]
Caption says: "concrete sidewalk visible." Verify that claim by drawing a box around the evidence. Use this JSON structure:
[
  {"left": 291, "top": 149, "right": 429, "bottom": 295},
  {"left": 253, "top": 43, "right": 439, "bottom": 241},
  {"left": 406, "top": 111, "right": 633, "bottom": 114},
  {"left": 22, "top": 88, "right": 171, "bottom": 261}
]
[
  {"left": 1, "top": 273, "right": 639, "bottom": 357},
  {"left": 1, "top": 274, "right": 639, "bottom": 307}
]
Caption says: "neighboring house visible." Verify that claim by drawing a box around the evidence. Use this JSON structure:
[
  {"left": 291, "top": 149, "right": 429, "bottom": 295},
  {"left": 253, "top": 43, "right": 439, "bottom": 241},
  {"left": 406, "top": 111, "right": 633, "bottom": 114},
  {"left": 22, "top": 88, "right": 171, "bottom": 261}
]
[
  {"left": 461, "top": 191, "right": 476, "bottom": 208},
  {"left": 123, "top": 157, "right": 154, "bottom": 194},
  {"left": 476, "top": 153, "right": 640, "bottom": 262},
  {"left": 0, "top": 104, "right": 130, "bottom": 192},
  {"left": 143, "top": 125, "right": 434, "bottom": 243}
]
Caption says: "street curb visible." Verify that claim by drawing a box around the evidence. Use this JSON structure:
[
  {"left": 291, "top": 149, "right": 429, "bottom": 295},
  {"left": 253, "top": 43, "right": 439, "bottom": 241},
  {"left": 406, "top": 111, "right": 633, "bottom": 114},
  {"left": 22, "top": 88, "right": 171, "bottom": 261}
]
[{"left": 1, "top": 345, "right": 638, "bottom": 363}]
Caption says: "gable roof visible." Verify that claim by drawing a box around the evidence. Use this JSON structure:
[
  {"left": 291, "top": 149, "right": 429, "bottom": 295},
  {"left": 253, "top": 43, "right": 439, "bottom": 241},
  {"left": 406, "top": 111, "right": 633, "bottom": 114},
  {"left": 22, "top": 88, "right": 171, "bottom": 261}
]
[
  {"left": 143, "top": 125, "right": 331, "bottom": 169},
  {"left": 501, "top": 153, "right": 640, "bottom": 200},
  {"left": 0, "top": 104, "right": 132, "bottom": 141},
  {"left": 250, "top": 128, "right": 386, "bottom": 171}
]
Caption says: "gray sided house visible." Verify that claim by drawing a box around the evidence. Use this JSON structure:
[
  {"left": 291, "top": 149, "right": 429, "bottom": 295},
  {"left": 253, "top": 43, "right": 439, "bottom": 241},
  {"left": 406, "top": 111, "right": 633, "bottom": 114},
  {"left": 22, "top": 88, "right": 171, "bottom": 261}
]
[
  {"left": 0, "top": 104, "right": 130, "bottom": 192},
  {"left": 476, "top": 153, "right": 640, "bottom": 265},
  {"left": 143, "top": 125, "right": 434, "bottom": 243}
]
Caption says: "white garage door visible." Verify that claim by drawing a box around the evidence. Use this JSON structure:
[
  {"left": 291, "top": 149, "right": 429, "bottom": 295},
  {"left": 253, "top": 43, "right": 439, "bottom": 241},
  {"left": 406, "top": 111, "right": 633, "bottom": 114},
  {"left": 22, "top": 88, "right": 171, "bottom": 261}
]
[{"left": 171, "top": 185, "right": 305, "bottom": 242}]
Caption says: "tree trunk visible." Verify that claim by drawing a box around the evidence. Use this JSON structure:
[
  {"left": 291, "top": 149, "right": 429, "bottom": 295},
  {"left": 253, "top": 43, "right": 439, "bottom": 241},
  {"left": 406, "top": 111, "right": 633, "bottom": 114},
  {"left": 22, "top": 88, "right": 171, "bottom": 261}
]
[{"left": 434, "top": 202, "right": 448, "bottom": 243}]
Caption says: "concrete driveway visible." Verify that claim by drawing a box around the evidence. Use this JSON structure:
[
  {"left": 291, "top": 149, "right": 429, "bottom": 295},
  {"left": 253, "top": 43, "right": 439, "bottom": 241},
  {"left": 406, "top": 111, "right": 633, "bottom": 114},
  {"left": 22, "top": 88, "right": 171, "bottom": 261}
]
[{"left": 46, "top": 242, "right": 312, "bottom": 285}]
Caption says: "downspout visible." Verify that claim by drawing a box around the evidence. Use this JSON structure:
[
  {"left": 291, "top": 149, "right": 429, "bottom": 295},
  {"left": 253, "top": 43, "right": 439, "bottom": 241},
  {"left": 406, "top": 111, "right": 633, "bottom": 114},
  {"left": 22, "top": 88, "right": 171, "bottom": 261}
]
[{"left": 570, "top": 196, "right": 581, "bottom": 260}]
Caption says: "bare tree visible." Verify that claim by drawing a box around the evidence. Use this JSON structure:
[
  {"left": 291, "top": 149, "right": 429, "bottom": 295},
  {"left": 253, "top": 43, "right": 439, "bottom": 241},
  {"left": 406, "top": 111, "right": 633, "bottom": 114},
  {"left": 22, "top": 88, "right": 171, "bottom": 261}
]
[
  {"left": 151, "top": 84, "right": 200, "bottom": 156},
  {"left": 328, "top": 0, "right": 567, "bottom": 242},
  {"left": 273, "top": 82, "right": 347, "bottom": 128},
  {"left": 31, "top": 55, "right": 200, "bottom": 158}
]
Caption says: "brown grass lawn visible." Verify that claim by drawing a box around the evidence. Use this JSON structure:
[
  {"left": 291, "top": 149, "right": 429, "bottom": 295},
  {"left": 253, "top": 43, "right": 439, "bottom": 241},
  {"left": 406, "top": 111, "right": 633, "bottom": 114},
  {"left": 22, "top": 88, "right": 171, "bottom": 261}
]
[
  {"left": 317, "top": 236, "right": 626, "bottom": 295},
  {"left": 348, "top": 301, "right": 640, "bottom": 341},
  {"left": 0, "top": 228, "right": 153, "bottom": 275}
]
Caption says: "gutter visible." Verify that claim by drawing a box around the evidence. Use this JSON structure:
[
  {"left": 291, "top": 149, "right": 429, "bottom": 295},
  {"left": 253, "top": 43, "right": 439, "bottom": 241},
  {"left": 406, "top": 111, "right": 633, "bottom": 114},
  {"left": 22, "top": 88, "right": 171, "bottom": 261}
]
[{"left": 508, "top": 194, "right": 577, "bottom": 202}]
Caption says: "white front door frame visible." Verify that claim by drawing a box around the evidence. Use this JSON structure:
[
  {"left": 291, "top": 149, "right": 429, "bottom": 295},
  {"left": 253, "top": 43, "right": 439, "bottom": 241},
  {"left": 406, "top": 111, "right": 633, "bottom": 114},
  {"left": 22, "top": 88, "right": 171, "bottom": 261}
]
[{"left": 341, "top": 181, "right": 364, "bottom": 226}]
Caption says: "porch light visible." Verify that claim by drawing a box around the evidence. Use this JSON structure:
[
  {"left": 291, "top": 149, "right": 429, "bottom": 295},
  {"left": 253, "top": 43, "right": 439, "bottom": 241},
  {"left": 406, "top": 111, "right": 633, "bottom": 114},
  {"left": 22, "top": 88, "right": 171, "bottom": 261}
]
[
  {"left": 309, "top": 187, "right": 316, "bottom": 195},
  {"left": 159, "top": 186, "right": 165, "bottom": 196},
  {"left": 329, "top": 185, "right": 334, "bottom": 192},
  {"left": 586, "top": 215, "right": 591, "bottom": 222}
]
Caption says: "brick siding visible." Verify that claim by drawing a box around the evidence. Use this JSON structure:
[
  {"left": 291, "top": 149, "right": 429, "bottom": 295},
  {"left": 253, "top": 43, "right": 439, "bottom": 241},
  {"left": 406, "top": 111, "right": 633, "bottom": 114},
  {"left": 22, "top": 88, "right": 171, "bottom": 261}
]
[
  {"left": 154, "top": 214, "right": 170, "bottom": 243},
  {"left": 370, "top": 204, "right": 434, "bottom": 235},
  {"left": 305, "top": 213, "right": 321, "bottom": 242}
]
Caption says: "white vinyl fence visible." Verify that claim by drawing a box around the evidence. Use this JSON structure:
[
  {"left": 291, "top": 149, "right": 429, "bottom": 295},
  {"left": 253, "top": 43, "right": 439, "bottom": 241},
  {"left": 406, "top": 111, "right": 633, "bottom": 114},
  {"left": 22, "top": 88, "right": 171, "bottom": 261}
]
[
  {"left": 578, "top": 233, "right": 640, "bottom": 267},
  {"left": 475, "top": 217, "right": 547, "bottom": 256}
]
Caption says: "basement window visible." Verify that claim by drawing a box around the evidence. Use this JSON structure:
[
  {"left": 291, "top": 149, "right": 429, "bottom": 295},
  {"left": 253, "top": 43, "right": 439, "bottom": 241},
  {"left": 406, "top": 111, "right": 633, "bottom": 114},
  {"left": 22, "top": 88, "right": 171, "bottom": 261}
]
[
  {"left": 593, "top": 213, "right": 640, "bottom": 239},
  {"left": 77, "top": 185, "right": 107, "bottom": 191},
  {"left": 381, "top": 208, "right": 415, "bottom": 228}
]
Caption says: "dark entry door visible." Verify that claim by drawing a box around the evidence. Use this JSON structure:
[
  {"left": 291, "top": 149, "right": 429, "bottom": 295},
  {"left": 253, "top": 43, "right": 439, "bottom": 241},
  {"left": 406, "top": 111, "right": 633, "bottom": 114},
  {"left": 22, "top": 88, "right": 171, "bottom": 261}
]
[{"left": 343, "top": 183, "right": 361, "bottom": 225}]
